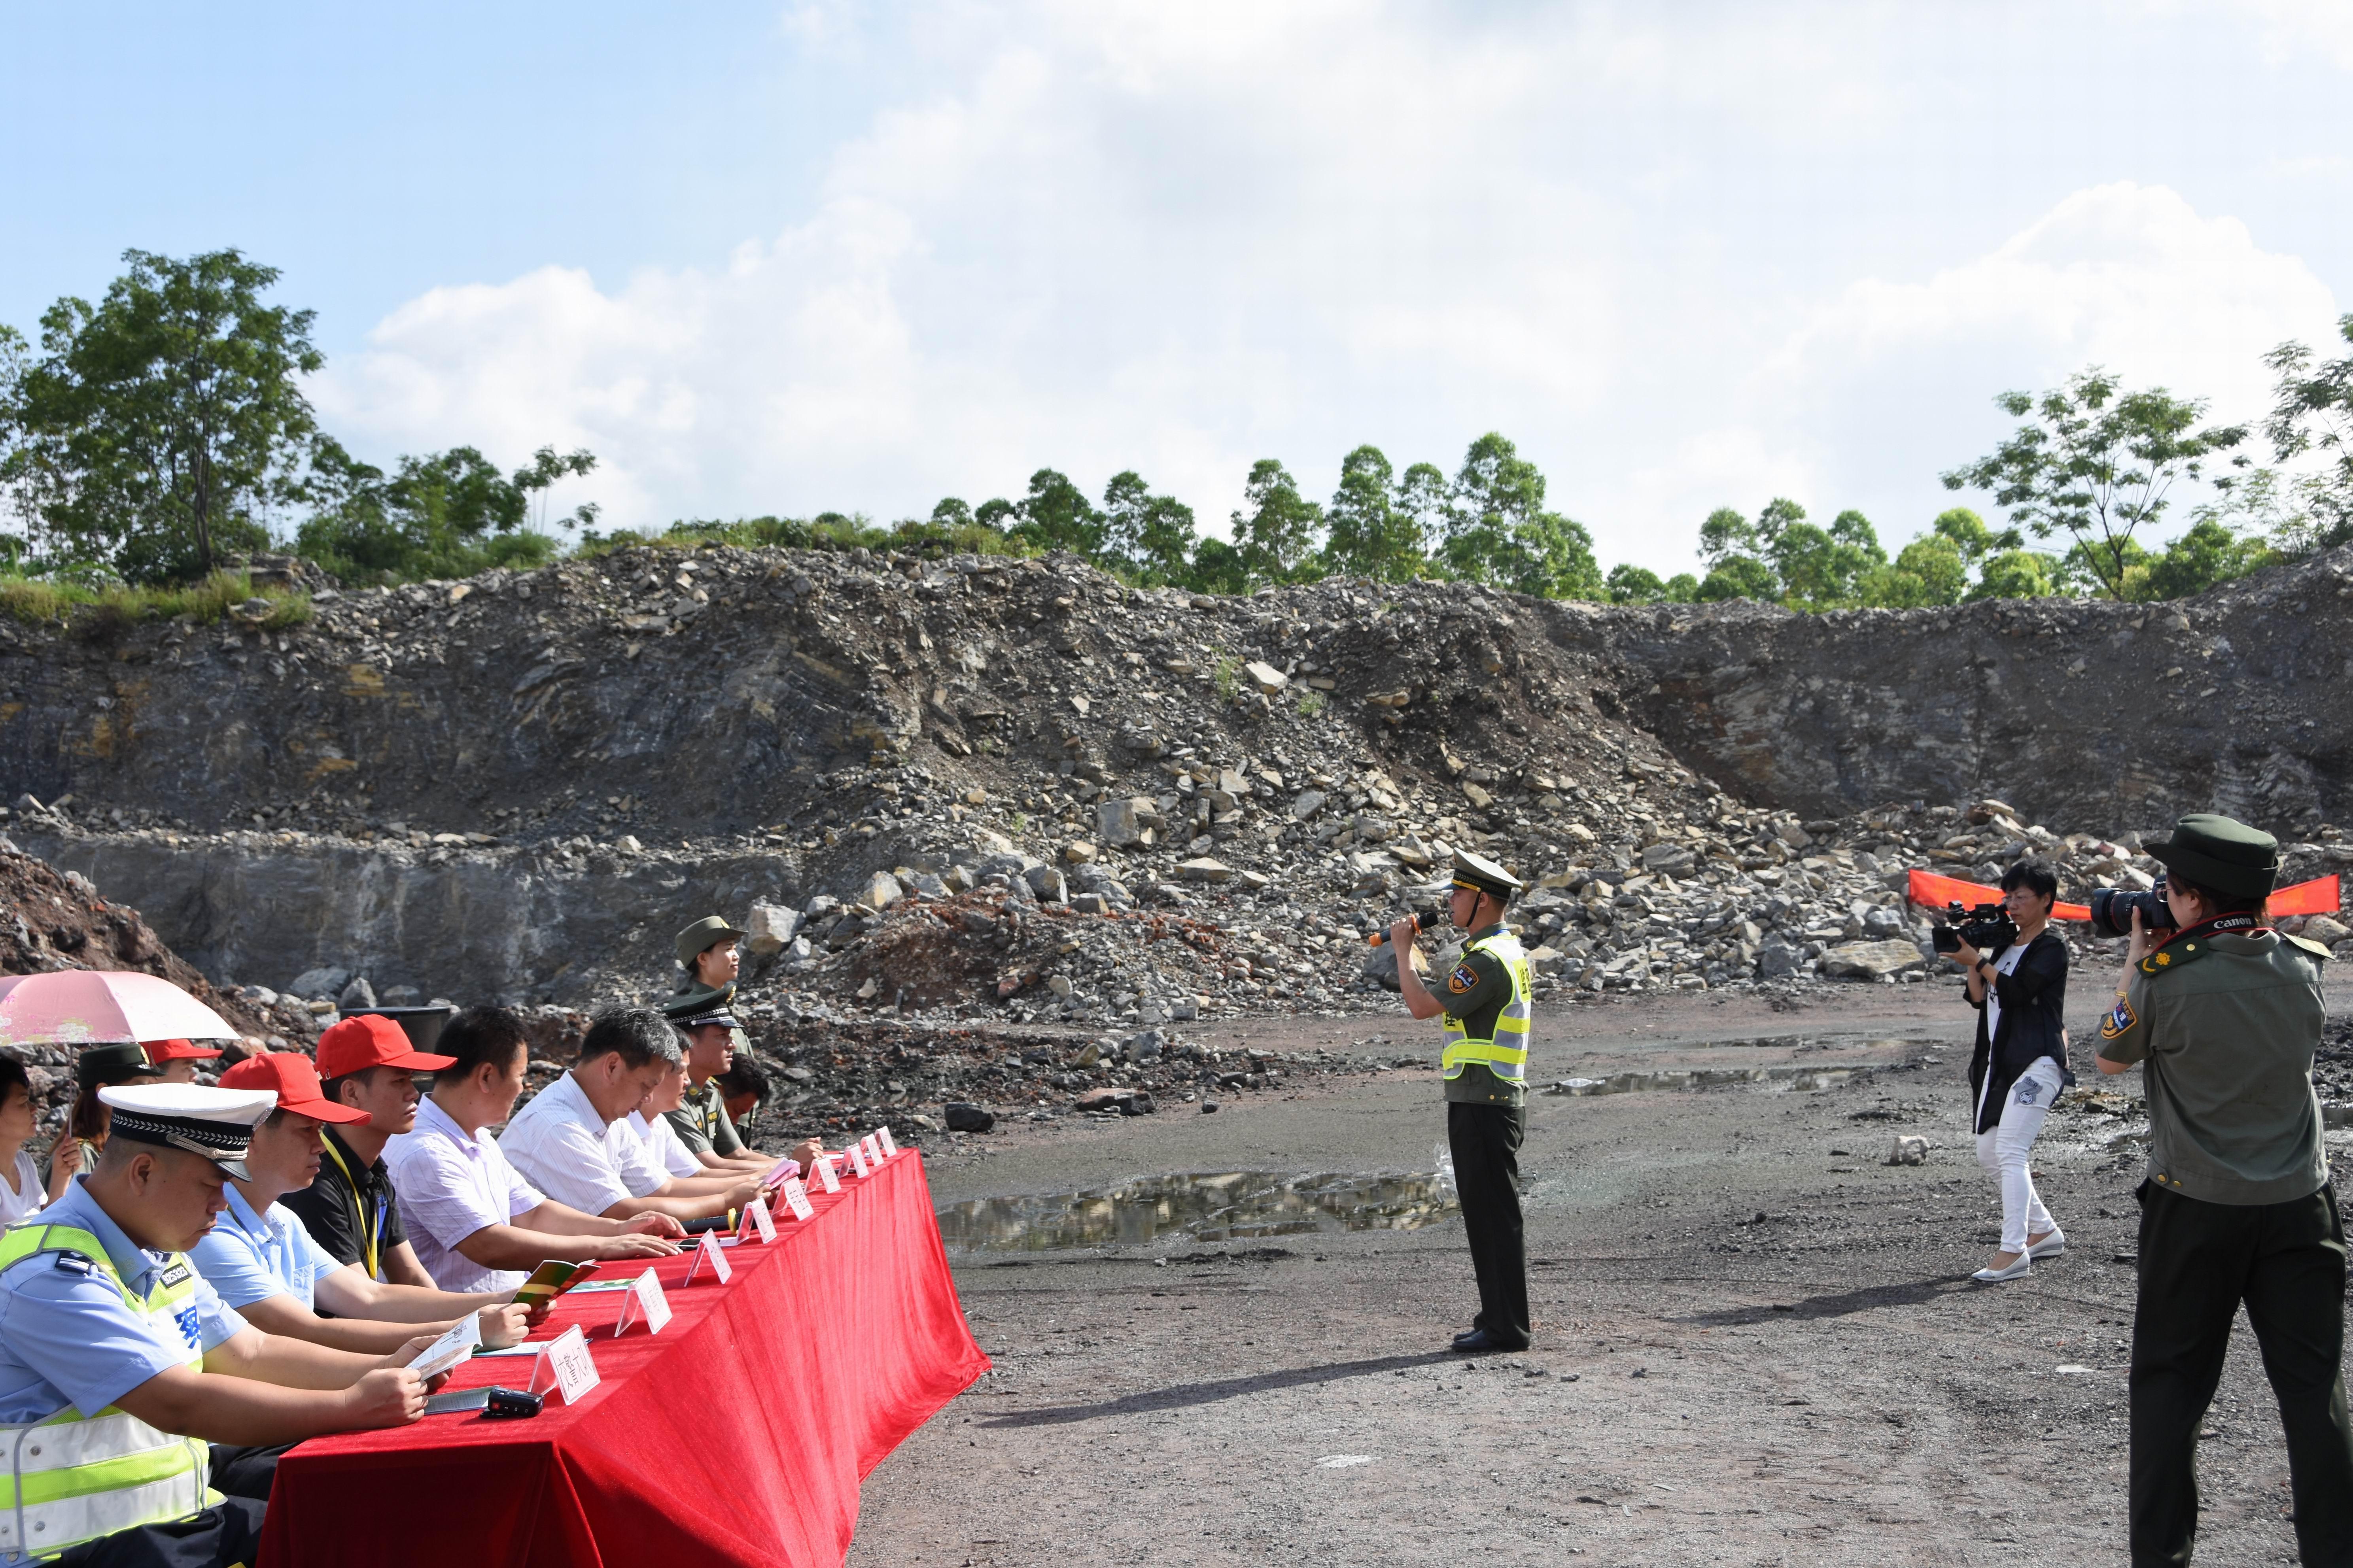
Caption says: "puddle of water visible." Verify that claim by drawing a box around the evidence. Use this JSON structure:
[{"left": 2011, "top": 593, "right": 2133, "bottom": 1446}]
[
  {"left": 937, "top": 1171, "right": 1460, "bottom": 1253},
  {"left": 1543, "top": 1065, "right": 1855, "bottom": 1097}
]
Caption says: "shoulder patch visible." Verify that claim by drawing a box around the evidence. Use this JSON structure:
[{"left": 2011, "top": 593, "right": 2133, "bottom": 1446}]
[
  {"left": 2098, "top": 995, "right": 2137, "bottom": 1041},
  {"left": 2140, "top": 940, "right": 2212, "bottom": 977},
  {"left": 1447, "top": 965, "right": 1478, "bottom": 995},
  {"left": 2285, "top": 933, "right": 2332, "bottom": 962}
]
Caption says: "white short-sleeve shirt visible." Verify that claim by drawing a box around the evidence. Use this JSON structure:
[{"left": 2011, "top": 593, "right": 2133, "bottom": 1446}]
[
  {"left": 0, "top": 1150, "right": 47, "bottom": 1226},
  {"left": 383, "top": 1096, "right": 548, "bottom": 1294},
  {"left": 626, "top": 1109, "right": 703, "bottom": 1181},
  {"left": 501, "top": 1073, "right": 671, "bottom": 1216}
]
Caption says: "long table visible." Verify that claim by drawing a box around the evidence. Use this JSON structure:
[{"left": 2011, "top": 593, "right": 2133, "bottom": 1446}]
[{"left": 259, "top": 1149, "right": 989, "bottom": 1568}]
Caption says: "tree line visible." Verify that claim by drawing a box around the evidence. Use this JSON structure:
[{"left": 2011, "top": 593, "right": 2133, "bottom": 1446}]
[{"left": 4, "top": 249, "right": 2350, "bottom": 610}]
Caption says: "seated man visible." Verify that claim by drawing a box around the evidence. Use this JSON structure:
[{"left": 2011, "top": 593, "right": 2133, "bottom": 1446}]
[
  {"left": 191, "top": 1052, "right": 535, "bottom": 1354},
  {"left": 280, "top": 1013, "right": 454, "bottom": 1287},
  {"left": 661, "top": 1009, "right": 772, "bottom": 1177},
  {"left": 664, "top": 915, "right": 742, "bottom": 1018},
  {"left": 716, "top": 1058, "right": 770, "bottom": 1132},
  {"left": 626, "top": 1050, "right": 819, "bottom": 1186},
  {"left": 503, "top": 1009, "right": 766, "bottom": 1225},
  {"left": 0, "top": 1084, "right": 438, "bottom": 1568},
  {"left": 384, "top": 1006, "right": 685, "bottom": 1293}
]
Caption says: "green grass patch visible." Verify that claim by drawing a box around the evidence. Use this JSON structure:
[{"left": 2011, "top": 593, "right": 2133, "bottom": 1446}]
[{"left": 0, "top": 571, "right": 311, "bottom": 631}]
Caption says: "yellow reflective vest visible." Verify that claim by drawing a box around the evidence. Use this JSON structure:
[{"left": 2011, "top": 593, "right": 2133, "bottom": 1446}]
[
  {"left": 1440, "top": 928, "right": 1533, "bottom": 1085},
  {"left": 0, "top": 1224, "right": 216, "bottom": 1561}
]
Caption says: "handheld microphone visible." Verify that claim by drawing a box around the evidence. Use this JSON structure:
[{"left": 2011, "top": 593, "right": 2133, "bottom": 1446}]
[{"left": 1368, "top": 911, "right": 1442, "bottom": 946}]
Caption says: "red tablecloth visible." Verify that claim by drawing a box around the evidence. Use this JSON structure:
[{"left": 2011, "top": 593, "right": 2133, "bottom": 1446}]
[{"left": 259, "top": 1150, "right": 987, "bottom": 1568}]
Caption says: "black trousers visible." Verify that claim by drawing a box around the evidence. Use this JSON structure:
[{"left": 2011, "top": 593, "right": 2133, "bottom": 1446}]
[
  {"left": 204, "top": 1443, "right": 293, "bottom": 1503},
  {"left": 55, "top": 1498, "right": 267, "bottom": 1568},
  {"left": 1447, "top": 1100, "right": 1530, "bottom": 1347},
  {"left": 2130, "top": 1181, "right": 2353, "bottom": 1566}
]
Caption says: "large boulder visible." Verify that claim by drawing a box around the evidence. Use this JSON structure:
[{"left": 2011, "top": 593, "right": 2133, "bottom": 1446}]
[
  {"left": 1818, "top": 939, "right": 1929, "bottom": 981},
  {"left": 1097, "top": 797, "right": 1160, "bottom": 849},
  {"left": 744, "top": 900, "right": 801, "bottom": 955}
]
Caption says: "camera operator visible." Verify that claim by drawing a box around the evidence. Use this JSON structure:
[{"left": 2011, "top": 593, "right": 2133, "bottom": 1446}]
[
  {"left": 1946, "top": 860, "right": 2071, "bottom": 1283},
  {"left": 2091, "top": 813, "right": 2353, "bottom": 1566}
]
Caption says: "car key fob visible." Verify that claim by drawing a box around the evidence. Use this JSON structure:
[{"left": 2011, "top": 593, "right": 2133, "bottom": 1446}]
[{"left": 482, "top": 1387, "right": 544, "bottom": 1419}]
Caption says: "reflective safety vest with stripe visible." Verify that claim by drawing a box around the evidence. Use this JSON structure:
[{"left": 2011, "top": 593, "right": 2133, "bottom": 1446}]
[
  {"left": 0, "top": 1224, "right": 216, "bottom": 1560},
  {"left": 1440, "top": 929, "right": 1534, "bottom": 1084}
]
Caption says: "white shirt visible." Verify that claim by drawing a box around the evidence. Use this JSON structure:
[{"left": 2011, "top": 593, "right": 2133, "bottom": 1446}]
[
  {"left": 628, "top": 1109, "right": 702, "bottom": 1181},
  {"left": 1977, "top": 939, "right": 2032, "bottom": 1123},
  {"left": 0, "top": 1150, "right": 45, "bottom": 1226},
  {"left": 501, "top": 1073, "right": 671, "bottom": 1218},
  {"left": 383, "top": 1096, "right": 548, "bottom": 1294}
]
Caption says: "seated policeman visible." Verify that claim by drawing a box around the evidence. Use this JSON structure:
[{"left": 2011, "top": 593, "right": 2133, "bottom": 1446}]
[
  {"left": 662, "top": 1009, "right": 773, "bottom": 1177},
  {"left": 280, "top": 1013, "right": 456, "bottom": 1288},
  {"left": 627, "top": 1050, "right": 821, "bottom": 1186},
  {"left": 384, "top": 1006, "right": 684, "bottom": 1293},
  {"left": 503, "top": 1009, "right": 765, "bottom": 1225},
  {"left": 0, "top": 1085, "right": 433, "bottom": 1568},
  {"left": 191, "top": 1053, "right": 533, "bottom": 1355}
]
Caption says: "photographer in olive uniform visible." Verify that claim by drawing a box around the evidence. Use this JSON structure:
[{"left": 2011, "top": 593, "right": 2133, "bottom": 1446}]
[
  {"left": 2093, "top": 813, "right": 2353, "bottom": 1566},
  {"left": 1391, "top": 849, "right": 1534, "bottom": 1354}
]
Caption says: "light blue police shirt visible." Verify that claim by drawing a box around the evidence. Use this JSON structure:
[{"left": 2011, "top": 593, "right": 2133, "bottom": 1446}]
[
  {"left": 189, "top": 1186, "right": 344, "bottom": 1313},
  {"left": 0, "top": 1176, "right": 247, "bottom": 1425}
]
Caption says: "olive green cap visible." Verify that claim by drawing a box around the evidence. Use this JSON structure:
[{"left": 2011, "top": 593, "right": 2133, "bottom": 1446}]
[
  {"left": 1451, "top": 848, "right": 1524, "bottom": 901},
  {"left": 77, "top": 1042, "right": 164, "bottom": 1086},
  {"left": 674, "top": 915, "right": 746, "bottom": 967},
  {"left": 2149, "top": 813, "right": 2281, "bottom": 900}
]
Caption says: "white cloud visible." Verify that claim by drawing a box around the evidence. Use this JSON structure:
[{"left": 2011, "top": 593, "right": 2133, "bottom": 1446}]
[{"left": 310, "top": 4, "right": 2346, "bottom": 574}]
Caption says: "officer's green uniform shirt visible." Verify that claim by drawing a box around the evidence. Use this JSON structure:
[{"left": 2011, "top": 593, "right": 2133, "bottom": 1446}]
[
  {"left": 664, "top": 1079, "right": 747, "bottom": 1159},
  {"left": 1440, "top": 924, "right": 1524, "bottom": 1108},
  {"left": 2097, "top": 926, "right": 2330, "bottom": 1206},
  {"left": 0, "top": 1177, "right": 247, "bottom": 1428}
]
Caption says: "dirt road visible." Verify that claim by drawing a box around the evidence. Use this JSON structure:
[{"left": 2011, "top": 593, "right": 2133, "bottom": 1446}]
[{"left": 851, "top": 980, "right": 2349, "bottom": 1566}]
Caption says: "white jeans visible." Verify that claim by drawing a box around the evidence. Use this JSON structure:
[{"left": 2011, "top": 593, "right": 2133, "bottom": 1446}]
[{"left": 1976, "top": 1056, "right": 2062, "bottom": 1254}]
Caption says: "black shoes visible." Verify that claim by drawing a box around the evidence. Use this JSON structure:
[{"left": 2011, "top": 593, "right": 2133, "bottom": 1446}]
[{"left": 1450, "top": 1328, "right": 1530, "bottom": 1354}]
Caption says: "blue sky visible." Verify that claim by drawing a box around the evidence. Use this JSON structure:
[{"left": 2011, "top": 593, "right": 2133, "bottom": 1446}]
[{"left": 4, "top": 2, "right": 2348, "bottom": 573}]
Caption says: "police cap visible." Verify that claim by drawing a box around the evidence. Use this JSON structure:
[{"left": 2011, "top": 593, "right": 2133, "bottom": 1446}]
[
  {"left": 674, "top": 915, "right": 747, "bottom": 967},
  {"left": 1451, "top": 848, "right": 1524, "bottom": 902},
  {"left": 2148, "top": 813, "right": 2281, "bottom": 900}
]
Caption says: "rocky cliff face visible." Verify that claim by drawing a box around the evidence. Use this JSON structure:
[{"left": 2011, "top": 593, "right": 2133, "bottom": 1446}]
[{"left": 3, "top": 541, "right": 2347, "bottom": 1003}]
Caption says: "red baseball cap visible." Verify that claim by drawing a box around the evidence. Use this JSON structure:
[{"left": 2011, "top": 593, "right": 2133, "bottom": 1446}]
[
  {"left": 315, "top": 1014, "right": 456, "bottom": 1079},
  {"left": 218, "top": 1052, "right": 370, "bottom": 1124},
  {"left": 144, "top": 1038, "right": 225, "bottom": 1064}
]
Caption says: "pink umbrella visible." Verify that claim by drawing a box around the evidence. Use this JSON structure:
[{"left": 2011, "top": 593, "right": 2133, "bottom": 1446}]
[{"left": 0, "top": 971, "right": 237, "bottom": 1048}]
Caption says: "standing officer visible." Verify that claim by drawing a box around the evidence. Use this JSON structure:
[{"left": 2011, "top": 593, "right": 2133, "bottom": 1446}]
[
  {"left": 665, "top": 916, "right": 744, "bottom": 1019},
  {"left": 2093, "top": 813, "right": 2353, "bottom": 1565},
  {"left": 1391, "top": 848, "right": 1534, "bottom": 1354}
]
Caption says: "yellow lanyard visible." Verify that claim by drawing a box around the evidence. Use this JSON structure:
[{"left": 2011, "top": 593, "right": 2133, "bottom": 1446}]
[{"left": 319, "top": 1135, "right": 384, "bottom": 1281}]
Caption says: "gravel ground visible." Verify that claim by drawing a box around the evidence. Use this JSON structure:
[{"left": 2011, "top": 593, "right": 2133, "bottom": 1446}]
[{"left": 851, "top": 979, "right": 2353, "bottom": 1567}]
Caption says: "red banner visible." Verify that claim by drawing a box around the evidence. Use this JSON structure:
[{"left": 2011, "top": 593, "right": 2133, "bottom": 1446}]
[{"left": 1907, "top": 867, "right": 2342, "bottom": 924}]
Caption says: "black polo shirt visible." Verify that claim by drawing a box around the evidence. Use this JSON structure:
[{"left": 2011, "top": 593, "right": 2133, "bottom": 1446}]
[{"left": 281, "top": 1125, "right": 409, "bottom": 1280}]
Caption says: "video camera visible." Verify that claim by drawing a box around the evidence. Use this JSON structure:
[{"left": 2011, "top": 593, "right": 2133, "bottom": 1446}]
[
  {"left": 1929, "top": 901, "right": 2019, "bottom": 955},
  {"left": 2087, "top": 877, "right": 2176, "bottom": 941}
]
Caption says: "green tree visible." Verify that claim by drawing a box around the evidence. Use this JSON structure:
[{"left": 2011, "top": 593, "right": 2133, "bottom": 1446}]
[
  {"left": 2262, "top": 314, "right": 2353, "bottom": 551},
  {"left": 2140, "top": 519, "right": 2272, "bottom": 600},
  {"left": 1606, "top": 563, "right": 1666, "bottom": 603},
  {"left": 0, "top": 249, "right": 322, "bottom": 583},
  {"left": 1975, "top": 548, "right": 2064, "bottom": 601},
  {"left": 974, "top": 496, "right": 1017, "bottom": 531},
  {"left": 1184, "top": 535, "right": 1250, "bottom": 595},
  {"left": 1322, "top": 444, "right": 1426, "bottom": 581},
  {"left": 1663, "top": 572, "right": 1700, "bottom": 602},
  {"left": 1858, "top": 535, "right": 1968, "bottom": 607},
  {"left": 1101, "top": 470, "right": 1196, "bottom": 582},
  {"left": 1693, "top": 504, "right": 1780, "bottom": 602},
  {"left": 1695, "top": 556, "right": 1780, "bottom": 602},
  {"left": 1942, "top": 367, "right": 2248, "bottom": 600},
  {"left": 1441, "top": 432, "right": 1601, "bottom": 598},
  {"left": 1771, "top": 508, "right": 1885, "bottom": 608},
  {"left": 1010, "top": 469, "right": 1104, "bottom": 555},
  {"left": 1231, "top": 458, "right": 1323, "bottom": 587},
  {"left": 297, "top": 442, "right": 597, "bottom": 583},
  {"left": 929, "top": 497, "right": 974, "bottom": 529}
]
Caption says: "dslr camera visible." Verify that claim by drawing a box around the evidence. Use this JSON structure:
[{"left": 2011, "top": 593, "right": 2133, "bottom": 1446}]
[
  {"left": 2087, "top": 877, "right": 2175, "bottom": 941},
  {"left": 1930, "top": 901, "right": 2019, "bottom": 955}
]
